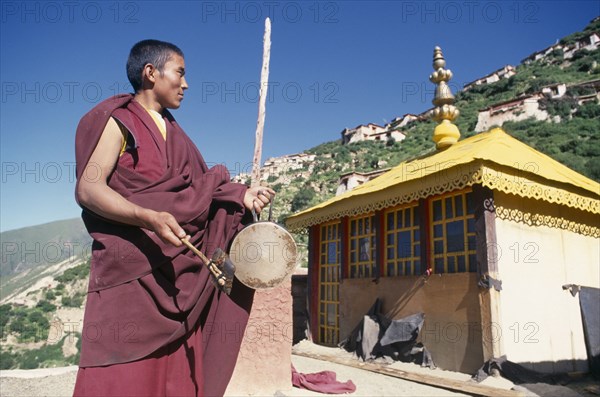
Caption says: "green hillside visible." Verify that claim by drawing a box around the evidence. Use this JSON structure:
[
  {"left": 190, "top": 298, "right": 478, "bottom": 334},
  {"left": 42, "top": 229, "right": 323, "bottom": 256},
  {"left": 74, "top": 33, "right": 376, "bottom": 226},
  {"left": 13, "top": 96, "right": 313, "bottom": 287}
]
[
  {"left": 0, "top": 217, "right": 90, "bottom": 277},
  {"left": 0, "top": 259, "right": 89, "bottom": 369}
]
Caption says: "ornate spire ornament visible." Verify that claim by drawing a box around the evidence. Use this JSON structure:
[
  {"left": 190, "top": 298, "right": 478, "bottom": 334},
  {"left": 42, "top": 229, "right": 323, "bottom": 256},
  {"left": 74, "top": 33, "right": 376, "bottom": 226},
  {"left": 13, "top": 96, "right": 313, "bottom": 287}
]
[{"left": 429, "top": 46, "right": 460, "bottom": 149}]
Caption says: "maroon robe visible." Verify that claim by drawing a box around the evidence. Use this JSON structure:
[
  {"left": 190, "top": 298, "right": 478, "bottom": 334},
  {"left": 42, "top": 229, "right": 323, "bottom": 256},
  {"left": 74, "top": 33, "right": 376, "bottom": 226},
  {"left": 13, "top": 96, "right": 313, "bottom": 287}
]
[{"left": 73, "top": 94, "right": 253, "bottom": 396}]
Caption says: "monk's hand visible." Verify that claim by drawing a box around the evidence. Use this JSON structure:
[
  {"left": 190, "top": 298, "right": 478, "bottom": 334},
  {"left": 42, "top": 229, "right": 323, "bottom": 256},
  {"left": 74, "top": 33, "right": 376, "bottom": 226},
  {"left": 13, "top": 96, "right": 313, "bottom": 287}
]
[
  {"left": 243, "top": 186, "right": 275, "bottom": 214},
  {"left": 142, "top": 210, "right": 189, "bottom": 247}
]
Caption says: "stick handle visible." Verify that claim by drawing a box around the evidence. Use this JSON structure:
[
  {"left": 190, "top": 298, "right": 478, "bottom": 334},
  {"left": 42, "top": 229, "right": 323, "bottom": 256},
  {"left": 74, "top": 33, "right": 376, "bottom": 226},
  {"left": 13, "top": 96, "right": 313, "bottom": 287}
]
[
  {"left": 181, "top": 238, "right": 209, "bottom": 264},
  {"left": 181, "top": 238, "right": 226, "bottom": 287},
  {"left": 251, "top": 17, "right": 272, "bottom": 187}
]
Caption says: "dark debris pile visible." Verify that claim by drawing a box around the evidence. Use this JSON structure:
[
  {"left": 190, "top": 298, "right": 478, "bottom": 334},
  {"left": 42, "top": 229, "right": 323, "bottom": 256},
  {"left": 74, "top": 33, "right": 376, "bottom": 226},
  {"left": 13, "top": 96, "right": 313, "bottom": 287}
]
[{"left": 338, "top": 298, "right": 435, "bottom": 368}]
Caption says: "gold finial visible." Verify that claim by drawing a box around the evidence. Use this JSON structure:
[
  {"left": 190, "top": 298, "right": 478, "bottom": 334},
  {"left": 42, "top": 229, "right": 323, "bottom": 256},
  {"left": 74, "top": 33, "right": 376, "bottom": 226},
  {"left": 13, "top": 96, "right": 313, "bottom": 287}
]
[{"left": 429, "top": 46, "right": 460, "bottom": 149}]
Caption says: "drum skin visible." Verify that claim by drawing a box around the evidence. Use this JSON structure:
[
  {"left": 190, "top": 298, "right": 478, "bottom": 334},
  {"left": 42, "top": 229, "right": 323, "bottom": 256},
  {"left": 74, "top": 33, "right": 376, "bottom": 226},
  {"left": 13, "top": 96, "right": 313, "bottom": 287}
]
[{"left": 229, "top": 222, "right": 298, "bottom": 289}]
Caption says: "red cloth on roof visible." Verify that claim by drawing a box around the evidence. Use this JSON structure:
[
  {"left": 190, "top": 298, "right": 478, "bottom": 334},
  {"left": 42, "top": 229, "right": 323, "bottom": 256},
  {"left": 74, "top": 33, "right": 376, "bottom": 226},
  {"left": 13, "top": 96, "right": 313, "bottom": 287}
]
[{"left": 74, "top": 94, "right": 253, "bottom": 396}]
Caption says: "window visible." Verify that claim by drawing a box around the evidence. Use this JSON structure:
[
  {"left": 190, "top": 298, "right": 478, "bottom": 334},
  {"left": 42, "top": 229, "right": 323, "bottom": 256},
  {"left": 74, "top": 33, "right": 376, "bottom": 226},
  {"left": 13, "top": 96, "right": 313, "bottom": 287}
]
[
  {"left": 318, "top": 222, "right": 341, "bottom": 345},
  {"left": 385, "top": 204, "right": 421, "bottom": 276},
  {"left": 430, "top": 190, "right": 477, "bottom": 273},
  {"left": 348, "top": 214, "right": 376, "bottom": 278}
]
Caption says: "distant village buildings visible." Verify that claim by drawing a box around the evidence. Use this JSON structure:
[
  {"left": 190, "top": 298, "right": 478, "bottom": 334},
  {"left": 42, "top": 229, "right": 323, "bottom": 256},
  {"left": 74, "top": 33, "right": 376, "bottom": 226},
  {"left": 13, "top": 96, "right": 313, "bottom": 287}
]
[
  {"left": 341, "top": 123, "right": 406, "bottom": 145},
  {"left": 521, "top": 31, "right": 600, "bottom": 64},
  {"left": 244, "top": 111, "right": 425, "bottom": 187},
  {"left": 475, "top": 94, "right": 549, "bottom": 132},
  {"left": 563, "top": 32, "right": 600, "bottom": 59},
  {"left": 468, "top": 20, "right": 599, "bottom": 133},
  {"left": 475, "top": 79, "right": 600, "bottom": 132},
  {"left": 341, "top": 123, "right": 385, "bottom": 144},
  {"left": 260, "top": 153, "right": 315, "bottom": 180},
  {"left": 522, "top": 43, "right": 564, "bottom": 64},
  {"left": 463, "top": 65, "right": 516, "bottom": 91},
  {"left": 462, "top": 33, "right": 599, "bottom": 93},
  {"left": 231, "top": 153, "right": 316, "bottom": 184},
  {"left": 389, "top": 111, "right": 431, "bottom": 129},
  {"left": 340, "top": 110, "right": 434, "bottom": 146}
]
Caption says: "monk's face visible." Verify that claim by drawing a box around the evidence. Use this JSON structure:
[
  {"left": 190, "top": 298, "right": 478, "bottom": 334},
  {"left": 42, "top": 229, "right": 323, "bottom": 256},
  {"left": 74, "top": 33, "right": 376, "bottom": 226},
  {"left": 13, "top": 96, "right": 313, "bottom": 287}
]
[{"left": 154, "top": 53, "right": 188, "bottom": 109}]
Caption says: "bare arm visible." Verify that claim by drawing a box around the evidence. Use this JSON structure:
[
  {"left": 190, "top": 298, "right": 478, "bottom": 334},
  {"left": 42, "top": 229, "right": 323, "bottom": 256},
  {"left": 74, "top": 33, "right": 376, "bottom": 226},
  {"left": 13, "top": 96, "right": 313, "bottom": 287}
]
[{"left": 76, "top": 117, "right": 188, "bottom": 246}]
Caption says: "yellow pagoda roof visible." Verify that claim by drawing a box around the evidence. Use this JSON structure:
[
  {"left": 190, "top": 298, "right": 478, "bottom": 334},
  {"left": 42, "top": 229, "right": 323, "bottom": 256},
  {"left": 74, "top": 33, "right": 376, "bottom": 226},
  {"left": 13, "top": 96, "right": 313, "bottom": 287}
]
[{"left": 286, "top": 128, "right": 600, "bottom": 231}]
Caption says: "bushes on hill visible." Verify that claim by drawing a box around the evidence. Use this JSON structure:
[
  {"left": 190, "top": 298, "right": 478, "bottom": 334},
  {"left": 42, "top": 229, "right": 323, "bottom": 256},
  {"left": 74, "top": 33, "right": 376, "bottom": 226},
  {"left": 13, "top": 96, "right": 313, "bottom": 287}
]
[
  {"left": 539, "top": 97, "right": 579, "bottom": 119},
  {"left": 55, "top": 262, "right": 89, "bottom": 283},
  {"left": 291, "top": 189, "right": 316, "bottom": 213},
  {"left": 61, "top": 292, "right": 85, "bottom": 308},
  {"left": 35, "top": 299, "right": 56, "bottom": 313},
  {"left": 578, "top": 101, "right": 600, "bottom": 119},
  {"left": 0, "top": 334, "right": 81, "bottom": 369},
  {"left": 6, "top": 306, "right": 50, "bottom": 343},
  {"left": 502, "top": 115, "right": 600, "bottom": 180}
]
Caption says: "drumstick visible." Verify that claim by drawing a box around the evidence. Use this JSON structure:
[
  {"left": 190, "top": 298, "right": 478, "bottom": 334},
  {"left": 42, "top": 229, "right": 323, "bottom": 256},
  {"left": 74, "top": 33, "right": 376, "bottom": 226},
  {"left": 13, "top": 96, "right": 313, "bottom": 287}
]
[{"left": 181, "top": 238, "right": 209, "bottom": 263}]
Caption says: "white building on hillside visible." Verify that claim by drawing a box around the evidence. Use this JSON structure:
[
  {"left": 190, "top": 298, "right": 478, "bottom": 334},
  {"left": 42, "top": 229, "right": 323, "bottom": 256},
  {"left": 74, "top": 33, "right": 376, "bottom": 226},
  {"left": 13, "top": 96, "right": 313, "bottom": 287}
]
[
  {"left": 260, "top": 153, "right": 316, "bottom": 181},
  {"left": 341, "top": 123, "right": 386, "bottom": 144},
  {"left": 388, "top": 113, "right": 424, "bottom": 129},
  {"left": 475, "top": 94, "right": 549, "bottom": 132},
  {"left": 476, "top": 79, "right": 600, "bottom": 132},
  {"left": 563, "top": 32, "right": 600, "bottom": 59},
  {"left": 341, "top": 123, "right": 407, "bottom": 145},
  {"left": 463, "top": 65, "right": 516, "bottom": 91}
]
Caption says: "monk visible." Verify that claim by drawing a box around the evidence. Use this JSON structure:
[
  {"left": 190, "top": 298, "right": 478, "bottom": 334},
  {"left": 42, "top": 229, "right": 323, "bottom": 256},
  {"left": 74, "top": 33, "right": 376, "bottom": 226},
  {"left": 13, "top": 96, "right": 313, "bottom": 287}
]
[{"left": 73, "top": 39, "right": 274, "bottom": 396}]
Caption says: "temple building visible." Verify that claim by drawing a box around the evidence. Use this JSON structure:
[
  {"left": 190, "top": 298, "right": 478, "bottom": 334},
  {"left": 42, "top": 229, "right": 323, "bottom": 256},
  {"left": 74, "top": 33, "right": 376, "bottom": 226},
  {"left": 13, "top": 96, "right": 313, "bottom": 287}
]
[{"left": 286, "top": 47, "right": 600, "bottom": 374}]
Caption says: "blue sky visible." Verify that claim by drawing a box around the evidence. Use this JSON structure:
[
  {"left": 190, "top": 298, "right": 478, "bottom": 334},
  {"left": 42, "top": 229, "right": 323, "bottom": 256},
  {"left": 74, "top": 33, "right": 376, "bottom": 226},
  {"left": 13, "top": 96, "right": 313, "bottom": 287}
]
[{"left": 1, "top": 0, "right": 598, "bottom": 232}]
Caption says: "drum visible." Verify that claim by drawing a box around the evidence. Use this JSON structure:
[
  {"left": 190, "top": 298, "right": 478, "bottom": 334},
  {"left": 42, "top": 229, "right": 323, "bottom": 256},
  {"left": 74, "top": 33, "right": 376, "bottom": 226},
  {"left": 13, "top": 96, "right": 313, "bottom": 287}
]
[{"left": 229, "top": 202, "right": 298, "bottom": 289}]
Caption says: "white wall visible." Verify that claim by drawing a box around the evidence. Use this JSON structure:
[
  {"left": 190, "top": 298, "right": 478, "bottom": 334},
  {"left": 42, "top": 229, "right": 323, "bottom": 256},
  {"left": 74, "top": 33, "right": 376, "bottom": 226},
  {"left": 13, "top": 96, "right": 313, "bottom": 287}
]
[
  {"left": 494, "top": 196, "right": 599, "bottom": 373},
  {"left": 475, "top": 98, "right": 549, "bottom": 132}
]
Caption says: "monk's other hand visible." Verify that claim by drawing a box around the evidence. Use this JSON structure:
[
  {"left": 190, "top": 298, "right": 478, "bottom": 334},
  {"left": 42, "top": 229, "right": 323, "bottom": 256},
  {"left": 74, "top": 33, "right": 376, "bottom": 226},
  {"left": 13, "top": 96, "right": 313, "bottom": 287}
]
[{"left": 243, "top": 186, "right": 276, "bottom": 214}]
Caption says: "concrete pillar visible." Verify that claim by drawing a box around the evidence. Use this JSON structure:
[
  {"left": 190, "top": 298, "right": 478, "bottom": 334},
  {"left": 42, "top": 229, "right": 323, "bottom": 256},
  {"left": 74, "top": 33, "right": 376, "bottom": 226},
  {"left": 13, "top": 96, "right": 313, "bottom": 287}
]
[{"left": 225, "top": 280, "right": 292, "bottom": 395}]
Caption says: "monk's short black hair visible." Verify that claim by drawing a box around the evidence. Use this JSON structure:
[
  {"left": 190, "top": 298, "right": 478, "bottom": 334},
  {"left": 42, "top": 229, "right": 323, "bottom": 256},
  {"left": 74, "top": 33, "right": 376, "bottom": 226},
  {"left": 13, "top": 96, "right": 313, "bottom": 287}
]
[{"left": 127, "top": 39, "right": 184, "bottom": 92}]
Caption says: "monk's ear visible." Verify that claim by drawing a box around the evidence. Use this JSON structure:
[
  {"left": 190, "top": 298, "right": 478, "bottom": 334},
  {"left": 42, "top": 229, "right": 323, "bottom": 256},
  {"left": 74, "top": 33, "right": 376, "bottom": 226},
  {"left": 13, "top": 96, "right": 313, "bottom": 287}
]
[{"left": 142, "top": 63, "right": 157, "bottom": 85}]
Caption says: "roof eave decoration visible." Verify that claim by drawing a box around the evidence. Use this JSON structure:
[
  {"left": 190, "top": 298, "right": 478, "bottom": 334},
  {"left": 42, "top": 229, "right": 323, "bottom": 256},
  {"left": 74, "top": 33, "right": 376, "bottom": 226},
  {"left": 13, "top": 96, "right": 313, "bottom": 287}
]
[{"left": 286, "top": 158, "right": 599, "bottom": 232}]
